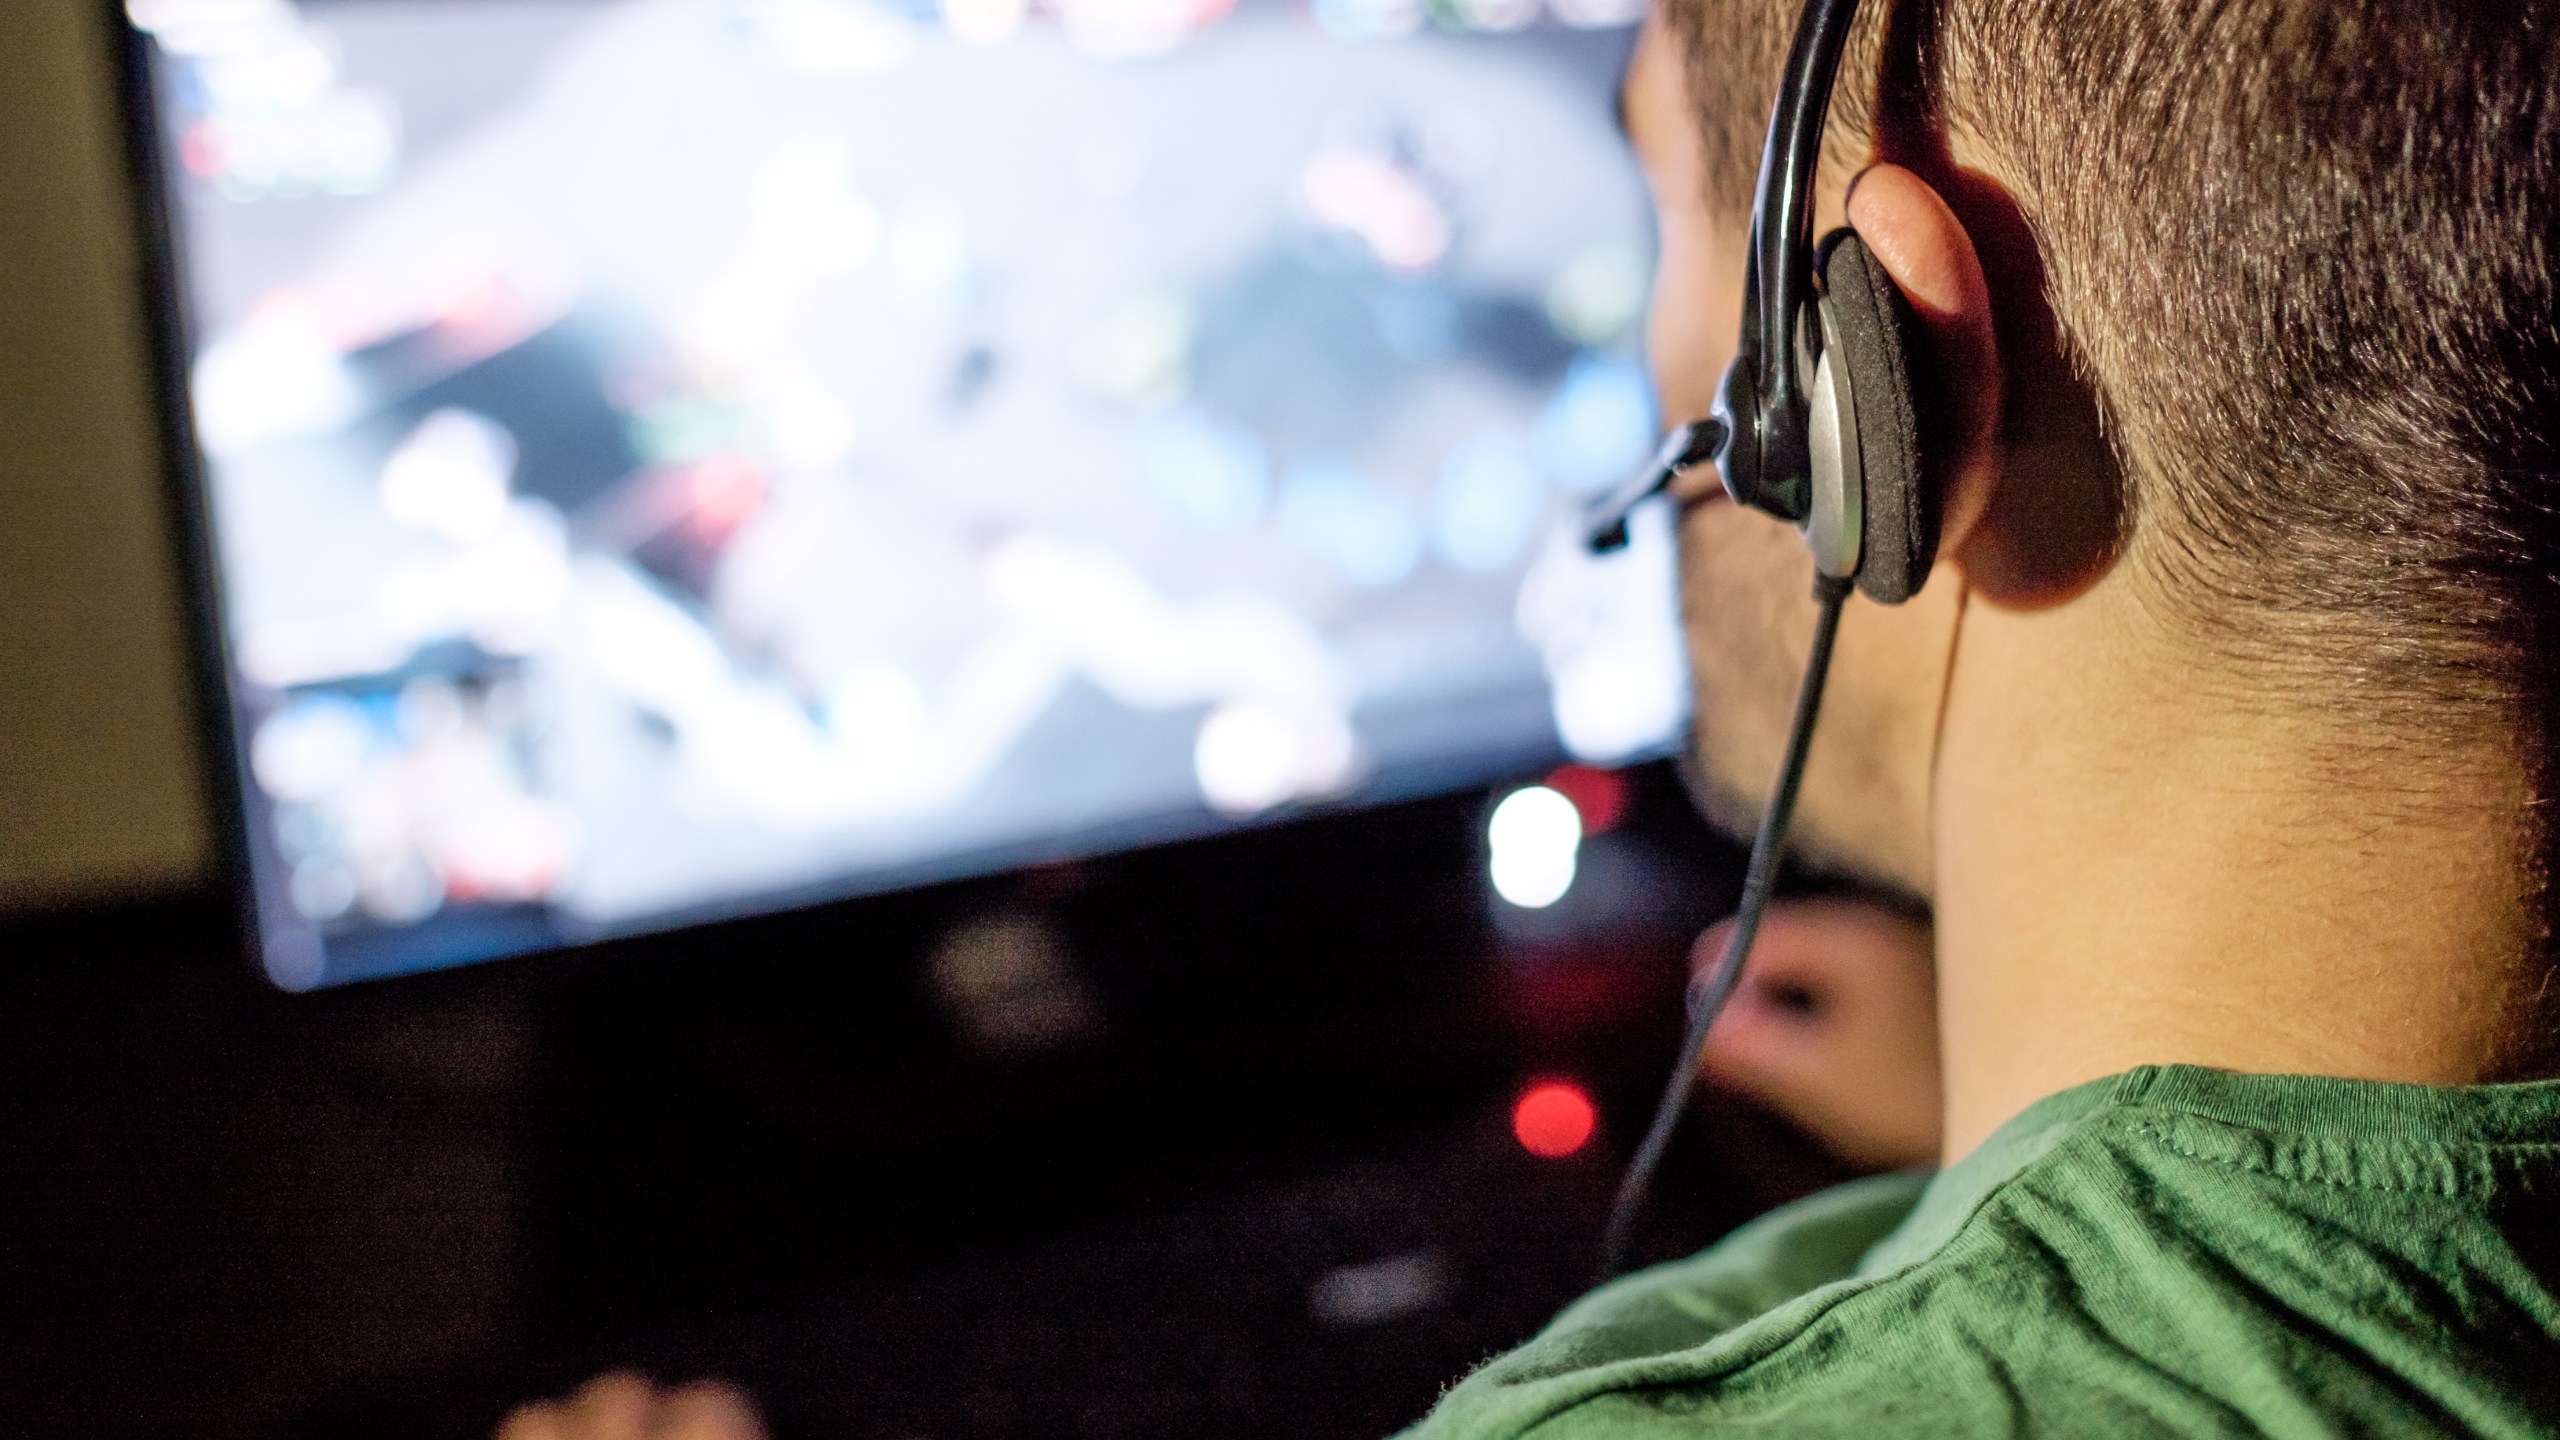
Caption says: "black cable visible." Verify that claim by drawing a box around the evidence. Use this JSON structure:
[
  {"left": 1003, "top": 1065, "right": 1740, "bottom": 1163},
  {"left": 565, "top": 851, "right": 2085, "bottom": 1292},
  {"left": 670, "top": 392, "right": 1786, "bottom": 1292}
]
[{"left": 1598, "top": 572, "right": 1854, "bottom": 1279}]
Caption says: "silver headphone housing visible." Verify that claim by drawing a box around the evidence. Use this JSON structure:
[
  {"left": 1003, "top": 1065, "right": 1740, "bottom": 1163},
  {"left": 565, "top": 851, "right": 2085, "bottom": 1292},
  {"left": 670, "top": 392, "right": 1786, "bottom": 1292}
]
[{"left": 1803, "top": 296, "right": 1864, "bottom": 580}]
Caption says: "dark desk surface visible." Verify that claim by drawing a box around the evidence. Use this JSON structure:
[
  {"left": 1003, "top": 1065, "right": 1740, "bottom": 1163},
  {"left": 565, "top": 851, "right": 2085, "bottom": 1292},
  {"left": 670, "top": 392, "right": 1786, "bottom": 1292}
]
[{"left": 0, "top": 769, "right": 1851, "bottom": 1440}]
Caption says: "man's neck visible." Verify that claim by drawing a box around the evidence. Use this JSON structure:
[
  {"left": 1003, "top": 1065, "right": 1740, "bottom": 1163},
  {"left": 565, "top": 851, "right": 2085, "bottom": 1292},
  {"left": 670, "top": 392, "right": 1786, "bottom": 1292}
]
[{"left": 1928, "top": 577, "right": 2542, "bottom": 1161}]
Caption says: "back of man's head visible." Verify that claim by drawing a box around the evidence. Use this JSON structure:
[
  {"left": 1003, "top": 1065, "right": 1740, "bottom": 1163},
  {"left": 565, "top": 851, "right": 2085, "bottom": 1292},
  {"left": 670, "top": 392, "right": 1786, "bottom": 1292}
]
[{"left": 1667, "top": 0, "right": 2560, "bottom": 808}]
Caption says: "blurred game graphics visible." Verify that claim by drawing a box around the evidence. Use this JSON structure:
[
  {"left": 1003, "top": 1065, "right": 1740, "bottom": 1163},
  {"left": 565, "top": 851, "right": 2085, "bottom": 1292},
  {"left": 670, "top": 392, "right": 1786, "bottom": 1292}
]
[{"left": 133, "top": 0, "right": 1679, "bottom": 986}]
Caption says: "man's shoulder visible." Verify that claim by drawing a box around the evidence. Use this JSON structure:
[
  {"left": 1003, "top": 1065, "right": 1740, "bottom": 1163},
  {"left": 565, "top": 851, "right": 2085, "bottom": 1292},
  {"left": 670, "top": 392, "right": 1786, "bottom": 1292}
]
[{"left": 1408, "top": 1068, "right": 2560, "bottom": 1439}]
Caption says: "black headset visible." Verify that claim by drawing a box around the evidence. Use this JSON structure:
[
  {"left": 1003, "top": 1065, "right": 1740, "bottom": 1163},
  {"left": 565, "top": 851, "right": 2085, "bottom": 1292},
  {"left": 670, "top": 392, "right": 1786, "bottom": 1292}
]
[{"left": 1590, "top": 0, "right": 1943, "bottom": 1275}]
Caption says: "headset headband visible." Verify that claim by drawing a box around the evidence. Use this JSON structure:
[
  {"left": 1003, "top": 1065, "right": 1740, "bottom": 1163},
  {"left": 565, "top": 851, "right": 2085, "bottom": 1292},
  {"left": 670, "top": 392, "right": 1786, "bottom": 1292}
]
[
  {"left": 1584, "top": 0, "right": 1868, "bottom": 551},
  {"left": 1719, "top": 0, "right": 1863, "bottom": 524}
]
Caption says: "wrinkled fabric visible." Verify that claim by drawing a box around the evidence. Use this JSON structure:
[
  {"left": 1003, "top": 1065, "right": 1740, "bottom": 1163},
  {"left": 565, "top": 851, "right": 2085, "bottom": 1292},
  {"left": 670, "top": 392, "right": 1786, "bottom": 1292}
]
[{"left": 1405, "top": 1066, "right": 2560, "bottom": 1438}]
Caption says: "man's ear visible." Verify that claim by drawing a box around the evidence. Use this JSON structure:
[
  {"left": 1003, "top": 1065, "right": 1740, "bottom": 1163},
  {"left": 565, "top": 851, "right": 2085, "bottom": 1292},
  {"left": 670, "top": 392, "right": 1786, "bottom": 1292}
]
[
  {"left": 1846, "top": 163, "right": 2122, "bottom": 609},
  {"left": 1842, "top": 164, "right": 2001, "bottom": 565}
]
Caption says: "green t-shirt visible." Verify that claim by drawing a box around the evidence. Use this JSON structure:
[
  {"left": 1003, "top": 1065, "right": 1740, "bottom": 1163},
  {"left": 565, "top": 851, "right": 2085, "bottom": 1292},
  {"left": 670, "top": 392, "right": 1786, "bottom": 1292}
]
[{"left": 1408, "top": 1066, "right": 2560, "bottom": 1438}]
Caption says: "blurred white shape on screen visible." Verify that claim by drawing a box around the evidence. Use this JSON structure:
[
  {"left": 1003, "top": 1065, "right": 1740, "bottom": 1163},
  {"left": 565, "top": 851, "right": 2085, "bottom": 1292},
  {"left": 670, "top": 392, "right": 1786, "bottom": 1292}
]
[
  {"left": 1546, "top": 239, "right": 1650, "bottom": 346},
  {"left": 1430, "top": 430, "right": 1543, "bottom": 572},
  {"left": 985, "top": 535, "right": 1347, "bottom": 715},
  {"left": 567, "top": 559, "right": 1074, "bottom": 832},
  {"left": 252, "top": 695, "right": 375, "bottom": 802},
  {"left": 1488, "top": 784, "right": 1581, "bottom": 908},
  {"left": 882, "top": 197, "right": 975, "bottom": 313},
  {"left": 1536, "top": 352, "right": 1659, "bottom": 492},
  {"left": 320, "top": 92, "right": 402, "bottom": 191},
  {"left": 683, "top": 142, "right": 883, "bottom": 371},
  {"left": 580, "top": 572, "right": 869, "bottom": 829},
  {"left": 734, "top": 0, "right": 919, "bottom": 72},
  {"left": 1278, "top": 464, "right": 1423, "bottom": 587},
  {"left": 193, "top": 31, "right": 335, "bottom": 111},
  {"left": 271, "top": 802, "right": 334, "bottom": 863},
  {"left": 356, "top": 497, "right": 570, "bottom": 669},
  {"left": 1546, "top": 0, "right": 1647, "bottom": 27},
  {"left": 359, "top": 849, "right": 445, "bottom": 924},
  {"left": 238, "top": 628, "right": 408, "bottom": 692},
  {"left": 191, "top": 91, "right": 402, "bottom": 199},
  {"left": 1134, "top": 408, "right": 1269, "bottom": 534},
  {"left": 128, "top": 0, "right": 297, "bottom": 56},
  {"left": 1052, "top": 0, "right": 1234, "bottom": 59},
  {"left": 137, "top": 0, "right": 400, "bottom": 202},
  {"left": 396, "top": 677, "right": 467, "bottom": 744},
  {"left": 1443, "top": 0, "right": 1538, "bottom": 32},
  {"left": 748, "top": 365, "right": 860, "bottom": 470},
  {"left": 1310, "top": 0, "right": 1422, "bottom": 42},
  {"left": 1071, "top": 131, "right": 1149, "bottom": 199},
  {"left": 380, "top": 409, "right": 517, "bottom": 544},
  {"left": 1516, "top": 506, "right": 1688, "bottom": 763},
  {"left": 447, "top": 505, "right": 574, "bottom": 655},
  {"left": 753, "top": 138, "right": 885, "bottom": 281},
  {"left": 1300, "top": 149, "right": 1450, "bottom": 274},
  {"left": 686, "top": 152, "right": 885, "bottom": 368},
  {"left": 288, "top": 857, "right": 358, "bottom": 923},
  {"left": 438, "top": 795, "right": 579, "bottom": 903},
  {"left": 1071, "top": 288, "right": 1195, "bottom": 407},
  {"left": 1194, "top": 700, "right": 1356, "bottom": 816},
  {"left": 827, "top": 662, "right": 932, "bottom": 759},
  {"left": 191, "top": 309, "right": 362, "bottom": 455},
  {"left": 944, "top": 0, "right": 1029, "bottom": 44}
]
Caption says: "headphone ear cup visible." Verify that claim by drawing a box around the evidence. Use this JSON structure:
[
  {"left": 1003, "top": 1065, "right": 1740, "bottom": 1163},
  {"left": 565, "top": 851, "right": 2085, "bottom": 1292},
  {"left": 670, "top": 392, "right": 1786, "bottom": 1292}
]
[{"left": 1816, "top": 229, "right": 1938, "bottom": 605}]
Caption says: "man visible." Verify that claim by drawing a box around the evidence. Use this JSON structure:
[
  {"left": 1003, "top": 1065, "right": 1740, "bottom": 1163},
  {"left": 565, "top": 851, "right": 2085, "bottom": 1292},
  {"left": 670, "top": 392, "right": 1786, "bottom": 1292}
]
[
  {"left": 1403, "top": 0, "right": 2560, "bottom": 1432},
  {"left": 506, "top": 0, "right": 2560, "bottom": 1432}
]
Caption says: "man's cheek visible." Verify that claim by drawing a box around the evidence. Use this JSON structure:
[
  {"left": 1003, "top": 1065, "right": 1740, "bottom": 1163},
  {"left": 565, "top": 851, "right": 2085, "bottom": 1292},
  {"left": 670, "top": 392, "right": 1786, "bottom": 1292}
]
[
  {"left": 1676, "top": 502, "right": 1818, "bottom": 829},
  {"left": 1646, "top": 260, "right": 1726, "bottom": 425},
  {"left": 1679, "top": 503, "right": 1815, "bottom": 692}
]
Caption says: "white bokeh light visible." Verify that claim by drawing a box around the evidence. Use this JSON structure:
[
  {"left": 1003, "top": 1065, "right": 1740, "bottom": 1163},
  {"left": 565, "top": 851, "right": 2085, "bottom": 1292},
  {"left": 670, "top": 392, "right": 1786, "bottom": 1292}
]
[
  {"left": 1194, "top": 700, "right": 1357, "bottom": 817},
  {"left": 1487, "top": 784, "right": 1581, "bottom": 908},
  {"left": 379, "top": 408, "right": 517, "bottom": 543}
]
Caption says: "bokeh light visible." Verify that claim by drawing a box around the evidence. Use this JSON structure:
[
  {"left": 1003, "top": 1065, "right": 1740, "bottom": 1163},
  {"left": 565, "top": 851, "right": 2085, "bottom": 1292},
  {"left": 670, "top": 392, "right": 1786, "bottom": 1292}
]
[
  {"left": 1487, "top": 783, "right": 1580, "bottom": 908},
  {"left": 1512, "top": 1079, "right": 1596, "bottom": 1158},
  {"left": 379, "top": 408, "right": 517, "bottom": 544},
  {"left": 1543, "top": 762, "right": 1627, "bottom": 833},
  {"left": 1535, "top": 351, "right": 1658, "bottom": 493},
  {"left": 1278, "top": 463, "right": 1424, "bottom": 587},
  {"left": 1300, "top": 148, "right": 1452, "bottom": 274},
  {"left": 1429, "top": 430, "right": 1543, "bottom": 573},
  {"left": 1194, "top": 699, "right": 1357, "bottom": 816},
  {"left": 1135, "top": 408, "right": 1271, "bottom": 535}
]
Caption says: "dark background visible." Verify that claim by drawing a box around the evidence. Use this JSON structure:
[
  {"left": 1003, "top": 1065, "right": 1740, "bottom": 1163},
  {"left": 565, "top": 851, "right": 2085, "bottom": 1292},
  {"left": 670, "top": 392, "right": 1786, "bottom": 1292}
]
[{"left": 0, "top": 761, "right": 1859, "bottom": 1440}]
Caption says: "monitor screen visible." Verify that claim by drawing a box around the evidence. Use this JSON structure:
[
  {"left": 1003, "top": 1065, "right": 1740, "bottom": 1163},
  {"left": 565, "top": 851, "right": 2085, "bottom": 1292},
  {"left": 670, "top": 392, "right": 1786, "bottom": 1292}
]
[{"left": 130, "top": 0, "right": 1685, "bottom": 988}]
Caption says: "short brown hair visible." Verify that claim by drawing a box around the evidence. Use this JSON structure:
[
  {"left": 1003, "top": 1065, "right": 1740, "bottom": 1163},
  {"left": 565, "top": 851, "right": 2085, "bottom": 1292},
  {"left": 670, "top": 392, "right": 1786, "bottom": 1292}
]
[{"left": 1665, "top": 0, "right": 2560, "bottom": 865}]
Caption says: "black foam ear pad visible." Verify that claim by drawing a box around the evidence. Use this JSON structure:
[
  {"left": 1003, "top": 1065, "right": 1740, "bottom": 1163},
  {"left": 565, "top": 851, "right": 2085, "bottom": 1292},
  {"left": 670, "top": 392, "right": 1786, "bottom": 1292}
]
[{"left": 1816, "top": 229, "right": 1938, "bottom": 605}]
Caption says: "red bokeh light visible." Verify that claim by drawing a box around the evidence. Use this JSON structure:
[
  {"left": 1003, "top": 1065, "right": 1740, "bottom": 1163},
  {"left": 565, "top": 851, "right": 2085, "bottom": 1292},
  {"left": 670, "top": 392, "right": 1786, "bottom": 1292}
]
[
  {"left": 1512, "top": 1080, "right": 1597, "bottom": 1159},
  {"left": 1544, "top": 764, "right": 1627, "bottom": 834},
  {"left": 179, "top": 123, "right": 225, "bottom": 179}
]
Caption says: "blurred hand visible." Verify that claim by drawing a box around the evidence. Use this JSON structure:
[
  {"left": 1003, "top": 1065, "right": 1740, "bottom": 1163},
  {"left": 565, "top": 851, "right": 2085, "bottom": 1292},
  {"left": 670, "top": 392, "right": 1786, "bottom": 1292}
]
[
  {"left": 496, "top": 1373, "right": 766, "bottom": 1440},
  {"left": 1696, "top": 897, "right": 1942, "bottom": 1170}
]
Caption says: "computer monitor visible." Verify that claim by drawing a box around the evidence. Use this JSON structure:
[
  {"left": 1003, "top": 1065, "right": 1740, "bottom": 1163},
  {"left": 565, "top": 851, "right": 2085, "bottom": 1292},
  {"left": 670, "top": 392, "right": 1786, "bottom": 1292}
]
[{"left": 125, "top": 0, "right": 1682, "bottom": 989}]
